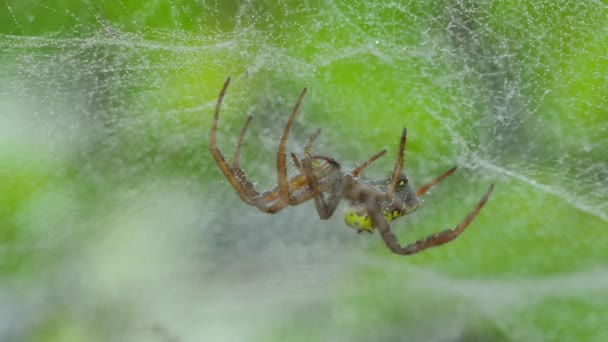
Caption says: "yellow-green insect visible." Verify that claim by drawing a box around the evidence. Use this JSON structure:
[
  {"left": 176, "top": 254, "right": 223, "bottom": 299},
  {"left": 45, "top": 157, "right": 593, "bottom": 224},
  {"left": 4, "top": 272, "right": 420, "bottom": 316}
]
[{"left": 210, "top": 77, "right": 494, "bottom": 255}]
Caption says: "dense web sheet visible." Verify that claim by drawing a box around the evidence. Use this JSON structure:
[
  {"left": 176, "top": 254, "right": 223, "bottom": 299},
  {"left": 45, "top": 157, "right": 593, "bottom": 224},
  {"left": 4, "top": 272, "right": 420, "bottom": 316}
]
[{"left": 1, "top": 1, "right": 607, "bottom": 341}]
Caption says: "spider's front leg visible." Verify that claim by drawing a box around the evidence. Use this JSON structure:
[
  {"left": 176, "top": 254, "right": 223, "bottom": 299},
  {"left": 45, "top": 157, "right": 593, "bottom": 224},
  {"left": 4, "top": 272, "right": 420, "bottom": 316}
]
[{"left": 369, "top": 184, "right": 494, "bottom": 255}]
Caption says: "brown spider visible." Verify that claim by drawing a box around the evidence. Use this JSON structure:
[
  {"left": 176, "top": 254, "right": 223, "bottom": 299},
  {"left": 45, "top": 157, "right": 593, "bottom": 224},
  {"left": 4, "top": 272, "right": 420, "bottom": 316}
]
[{"left": 210, "top": 77, "right": 494, "bottom": 255}]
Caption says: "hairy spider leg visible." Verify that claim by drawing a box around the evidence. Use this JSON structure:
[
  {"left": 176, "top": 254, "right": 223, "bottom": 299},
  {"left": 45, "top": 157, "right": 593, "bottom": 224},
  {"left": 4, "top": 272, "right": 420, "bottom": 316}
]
[
  {"left": 301, "top": 156, "right": 343, "bottom": 219},
  {"left": 386, "top": 127, "right": 407, "bottom": 198},
  {"left": 231, "top": 114, "right": 253, "bottom": 170},
  {"left": 371, "top": 183, "right": 494, "bottom": 255},
  {"left": 227, "top": 107, "right": 315, "bottom": 212},
  {"left": 210, "top": 77, "right": 258, "bottom": 205},
  {"left": 231, "top": 113, "right": 257, "bottom": 199},
  {"left": 291, "top": 127, "right": 388, "bottom": 178},
  {"left": 292, "top": 130, "right": 340, "bottom": 216},
  {"left": 252, "top": 169, "right": 337, "bottom": 212},
  {"left": 290, "top": 128, "right": 321, "bottom": 170},
  {"left": 304, "top": 129, "right": 321, "bottom": 156},
  {"left": 229, "top": 113, "right": 300, "bottom": 211},
  {"left": 350, "top": 149, "right": 387, "bottom": 177},
  {"left": 415, "top": 166, "right": 458, "bottom": 196},
  {"left": 231, "top": 112, "right": 352, "bottom": 214},
  {"left": 290, "top": 153, "right": 302, "bottom": 170},
  {"left": 211, "top": 78, "right": 281, "bottom": 209},
  {"left": 380, "top": 127, "right": 457, "bottom": 199},
  {"left": 211, "top": 77, "right": 331, "bottom": 213},
  {"left": 277, "top": 87, "right": 307, "bottom": 205}
]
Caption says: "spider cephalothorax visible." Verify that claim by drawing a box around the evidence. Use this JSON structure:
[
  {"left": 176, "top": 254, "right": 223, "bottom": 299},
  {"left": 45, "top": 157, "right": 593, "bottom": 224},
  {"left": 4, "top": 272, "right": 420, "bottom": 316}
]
[
  {"left": 343, "top": 175, "right": 420, "bottom": 233},
  {"left": 210, "top": 77, "right": 494, "bottom": 255}
]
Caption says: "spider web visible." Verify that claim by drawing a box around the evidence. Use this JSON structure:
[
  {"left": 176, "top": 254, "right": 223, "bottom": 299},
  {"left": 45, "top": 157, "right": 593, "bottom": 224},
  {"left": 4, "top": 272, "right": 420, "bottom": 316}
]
[{"left": 1, "top": 1, "right": 607, "bottom": 341}]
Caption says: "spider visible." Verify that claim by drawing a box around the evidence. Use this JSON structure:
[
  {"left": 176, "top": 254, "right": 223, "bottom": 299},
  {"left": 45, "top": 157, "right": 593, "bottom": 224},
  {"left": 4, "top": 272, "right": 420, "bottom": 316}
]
[{"left": 210, "top": 77, "right": 494, "bottom": 255}]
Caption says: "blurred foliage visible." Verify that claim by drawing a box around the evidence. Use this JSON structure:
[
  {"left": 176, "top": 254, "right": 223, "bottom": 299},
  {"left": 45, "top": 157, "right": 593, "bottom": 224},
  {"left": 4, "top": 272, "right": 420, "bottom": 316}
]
[{"left": 1, "top": 0, "right": 607, "bottom": 341}]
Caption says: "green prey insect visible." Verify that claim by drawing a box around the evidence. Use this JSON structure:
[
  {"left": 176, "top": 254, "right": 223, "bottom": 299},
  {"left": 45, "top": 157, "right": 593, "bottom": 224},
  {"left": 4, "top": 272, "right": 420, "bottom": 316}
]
[{"left": 210, "top": 77, "right": 494, "bottom": 255}]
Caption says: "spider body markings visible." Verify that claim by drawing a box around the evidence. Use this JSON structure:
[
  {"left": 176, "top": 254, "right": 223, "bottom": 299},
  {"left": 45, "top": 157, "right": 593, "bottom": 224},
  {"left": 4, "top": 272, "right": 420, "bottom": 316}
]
[
  {"left": 210, "top": 77, "right": 494, "bottom": 255},
  {"left": 343, "top": 176, "right": 419, "bottom": 233}
]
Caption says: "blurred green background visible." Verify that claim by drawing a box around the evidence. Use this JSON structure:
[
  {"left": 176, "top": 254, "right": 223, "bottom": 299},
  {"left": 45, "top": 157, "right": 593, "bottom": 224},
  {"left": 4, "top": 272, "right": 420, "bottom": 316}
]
[{"left": 1, "top": 1, "right": 607, "bottom": 341}]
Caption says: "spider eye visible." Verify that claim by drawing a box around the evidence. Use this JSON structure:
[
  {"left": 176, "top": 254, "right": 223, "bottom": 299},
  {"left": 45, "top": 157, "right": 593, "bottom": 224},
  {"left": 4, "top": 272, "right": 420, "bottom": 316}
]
[{"left": 397, "top": 177, "right": 409, "bottom": 186}]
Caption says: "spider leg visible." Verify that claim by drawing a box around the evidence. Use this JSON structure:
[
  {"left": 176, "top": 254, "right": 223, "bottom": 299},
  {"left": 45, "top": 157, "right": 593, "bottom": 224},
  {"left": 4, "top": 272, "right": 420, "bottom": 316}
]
[
  {"left": 293, "top": 128, "right": 385, "bottom": 177},
  {"left": 211, "top": 78, "right": 296, "bottom": 213},
  {"left": 301, "top": 156, "right": 346, "bottom": 219},
  {"left": 232, "top": 113, "right": 253, "bottom": 169},
  {"left": 229, "top": 114, "right": 295, "bottom": 212},
  {"left": 292, "top": 127, "right": 347, "bottom": 217},
  {"left": 415, "top": 166, "right": 457, "bottom": 196},
  {"left": 291, "top": 129, "right": 321, "bottom": 170},
  {"left": 253, "top": 181, "right": 308, "bottom": 213},
  {"left": 296, "top": 126, "right": 388, "bottom": 219},
  {"left": 229, "top": 114, "right": 261, "bottom": 200},
  {"left": 288, "top": 126, "right": 345, "bottom": 219},
  {"left": 237, "top": 119, "right": 325, "bottom": 211},
  {"left": 255, "top": 125, "right": 336, "bottom": 213},
  {"left": 291, "top": 152, "right": 302, "bottom": 170},
  {"left": 386, "top": 127, "right": 407, "bottom": 198},
  {"left": 210, "top": 77, "right": 258, "bottom": 205},
  {"left": 277, "top": 87, "right": 307, "bottom": 205},
  {"left": 256, "top": 165, "right": 345, "bottom": 213},
  {"left": 372, "top": 184, "right": 494, "bottom": 255},
  {"left": 291, "top": 129, "right": 386, "bottom": 175},
  {"left": 304, "top": 129, "right": 321, "bottom": 156},
  {"left": 350, "top": 149, "right": 387, "bottom": 177},
  {"left": 301, "top": 148, "right": 387, "bottom": 220}
]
